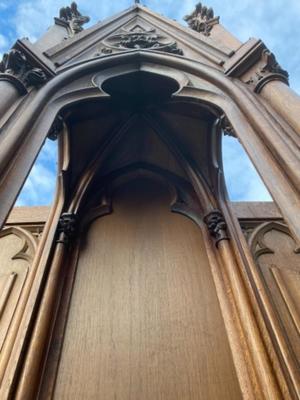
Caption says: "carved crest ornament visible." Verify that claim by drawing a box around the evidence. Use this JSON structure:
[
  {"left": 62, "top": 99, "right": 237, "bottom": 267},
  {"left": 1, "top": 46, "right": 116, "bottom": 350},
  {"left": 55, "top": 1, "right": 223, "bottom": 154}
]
[
  {"left": 97, "top": 26, "right": 184, "bottom": 56},
  {"left": 184, "top": 2, "right": 219, "bottom": 36},
  {"left": 57, "top": 2, "right": 90, "bottom": 35}
]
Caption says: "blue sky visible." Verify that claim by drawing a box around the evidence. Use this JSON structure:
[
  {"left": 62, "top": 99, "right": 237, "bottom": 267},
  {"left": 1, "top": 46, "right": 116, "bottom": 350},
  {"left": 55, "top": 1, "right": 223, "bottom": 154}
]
[{"left": 1, "top": 0, "right": 299, "bottom": 205}]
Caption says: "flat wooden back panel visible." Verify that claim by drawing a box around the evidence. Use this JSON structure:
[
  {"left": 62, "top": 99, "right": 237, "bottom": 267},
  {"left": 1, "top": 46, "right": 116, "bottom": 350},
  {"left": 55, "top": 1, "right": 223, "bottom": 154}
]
[{"left": 53, "top": 178, "right": 242, "bottom": 400}]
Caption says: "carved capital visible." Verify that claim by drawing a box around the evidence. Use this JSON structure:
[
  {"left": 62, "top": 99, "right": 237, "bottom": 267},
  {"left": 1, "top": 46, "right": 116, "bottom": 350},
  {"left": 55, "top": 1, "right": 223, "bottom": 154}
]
[
  {"left": 0, "top": 49, "right": 48, "bottom": 92},
  {"left": 184, "top": 2, "right": 219, "bottom": 36},
  {"left": 203, "top": 209, "right": 229, "bottom": 246},
  {"left": 57, "top": 213, "right": 77, "bottom": 245},
  {"left": 224, "top": 40, "right": 289, "bottom": 94},
  {"left": 246, "top": 49, "right": 289, "bottom": 93},
  {"left": 57, "top": 2, "right": 90, "bottom": 36}
]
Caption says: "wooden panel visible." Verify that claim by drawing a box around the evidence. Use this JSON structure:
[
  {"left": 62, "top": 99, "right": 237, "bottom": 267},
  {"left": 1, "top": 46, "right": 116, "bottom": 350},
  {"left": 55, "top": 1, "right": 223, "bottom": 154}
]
[
  {"left": 251, "top": 225, "right": 300, "bottom": 366},
  {"left": 0, "top": 234, "right": 30, "bottom": 352},
  {"left": 53, "top": 178, "right": 242, "bottom": 400}
]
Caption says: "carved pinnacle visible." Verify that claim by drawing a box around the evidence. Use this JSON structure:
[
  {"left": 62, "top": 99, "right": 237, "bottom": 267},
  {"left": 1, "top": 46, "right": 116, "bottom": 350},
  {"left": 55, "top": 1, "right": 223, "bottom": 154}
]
[
  {"left": 58, "top": 2, "right": 90, "bottom": 35},
  {"left": 184, "top": 2, "right": 219, "bottom": 36}
]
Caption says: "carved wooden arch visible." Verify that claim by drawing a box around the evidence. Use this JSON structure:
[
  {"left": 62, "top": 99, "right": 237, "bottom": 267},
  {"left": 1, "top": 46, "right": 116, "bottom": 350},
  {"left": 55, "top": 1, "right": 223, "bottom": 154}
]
[
  {"left": 2, "top": 51, "right": 298, "bottom": 400},
  {"left": 77, "top": 161, "right": 202, "bottom": 234},
  {"left": 0, "top": 226, "right": 37, "bottom": 263},
  {"left": 63, "top": 105, "right": 218, "bottom": 219},
  {"left": 249, "top": 221, "right": 300, "bottom": 260},
  {"left": 1, "top": 50, "right": 299, "bottom": 241}
]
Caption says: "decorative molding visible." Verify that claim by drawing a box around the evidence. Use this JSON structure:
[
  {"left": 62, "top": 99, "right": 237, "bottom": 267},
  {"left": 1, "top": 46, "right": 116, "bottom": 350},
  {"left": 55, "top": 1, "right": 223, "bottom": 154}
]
[
  {"left": 249, "top": 221, "right": 300, "bottom": 260},
  {"left": 48, "top": 115, "right": 64, "bottom": 141},
  {"left": 203, "top": 209, "right": 229, "bottom": 246},
  {"left": 0, "top": 226, "right": 37, "bottom": 263},
  {"left": 246, "top": 50, "right": 289, "bottom": 93},
  {"left": 57, "top": 2, "right": 90, "bottom": 36},
  {"left": 97, "top": 26, "right": 183, "bottom": 56},
  {"left": 57, "top": 213, "right": 77, "bottom": 245},
  {"left": 0, "top": 49, "right": 48, "bottom": 92},
  {"left": 184, "top": 2, "right": 219, "bottom": 36}
]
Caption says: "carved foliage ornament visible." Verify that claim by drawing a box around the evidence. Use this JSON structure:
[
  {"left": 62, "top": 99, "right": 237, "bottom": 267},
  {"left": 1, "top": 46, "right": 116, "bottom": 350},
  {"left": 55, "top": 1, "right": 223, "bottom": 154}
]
[
  {"left": 98, "top": 27, "right": 183, "bottom": 56},
  {"left": 57, "top": 213, "right": 77, "bottom": 245},
  {"left": 0, "top": 49, "right": 47, "bottom": 91},
  {"left": 203, "top": 209, "right": 229, "bottom": 246},
  {"left": 184, "top": 2, "right": 219, "bottom": 36},
  {"left": 247, "top": 49, "right": 289, "bottom": 93},
  {"left": 58, "top": 2, "right": 90, "bottom": 35}
]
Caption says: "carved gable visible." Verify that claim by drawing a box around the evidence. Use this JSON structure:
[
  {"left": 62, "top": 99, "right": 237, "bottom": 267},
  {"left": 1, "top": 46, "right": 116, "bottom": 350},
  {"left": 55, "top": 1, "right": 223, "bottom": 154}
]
[{"left": 37, "top": 5, "right": 234, "bottom": 70}]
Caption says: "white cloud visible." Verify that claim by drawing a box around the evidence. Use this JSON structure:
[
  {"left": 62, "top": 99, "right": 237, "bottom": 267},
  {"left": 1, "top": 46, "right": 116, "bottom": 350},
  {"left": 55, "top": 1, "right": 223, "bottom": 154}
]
[
  {"left": 0, "top": 33, "right": 7, "bottom": 49},
  {"left": 16, "top": 139, "right": 57, "bottom": 206},
  {"left": 222, "top": 136, "right": 272, "bottom": 201}
]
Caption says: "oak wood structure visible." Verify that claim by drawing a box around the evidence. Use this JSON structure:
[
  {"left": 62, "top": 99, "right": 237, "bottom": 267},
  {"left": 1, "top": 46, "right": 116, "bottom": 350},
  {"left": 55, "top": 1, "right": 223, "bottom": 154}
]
[{"left": 0, "top": 2, "right": 299, "bottom": 399}]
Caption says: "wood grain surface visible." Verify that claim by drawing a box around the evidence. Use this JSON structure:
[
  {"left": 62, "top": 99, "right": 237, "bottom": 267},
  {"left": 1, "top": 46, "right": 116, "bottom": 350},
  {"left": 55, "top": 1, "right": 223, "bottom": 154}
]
[{"left": 53, "top": 178, "right": 241, "bottom": 400}]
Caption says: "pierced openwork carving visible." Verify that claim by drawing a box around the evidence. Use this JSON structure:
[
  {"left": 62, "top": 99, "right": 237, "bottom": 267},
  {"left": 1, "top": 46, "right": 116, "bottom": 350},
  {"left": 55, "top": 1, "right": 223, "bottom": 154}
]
[
  {"left": 184, "top": 2, "right": 219, "bottom": 36},
  {"left": 246, "top": 49, "right": 289, "bottom": 93},
  {"left": 203, "top": 209, "right": 229, "bottom": 246},
  {"left": 58, "top": 2, "right": 90, "bottom": 35},
  {"left": 0, "top": 49, "right": 47, "bottom": 92},
  {"left": 97, "top": 26, "right": 183, "bottom": 56}
]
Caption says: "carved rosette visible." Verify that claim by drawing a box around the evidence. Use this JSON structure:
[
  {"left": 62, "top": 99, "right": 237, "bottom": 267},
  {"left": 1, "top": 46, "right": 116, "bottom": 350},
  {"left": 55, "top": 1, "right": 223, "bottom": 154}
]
[
  {"left": 184, "top": 2, "right": 219, "bottom": 36},
  {"left": 97, "top": 27, "right": 183, "bottom": 56},
  {"left": 0, "top": 49, "right": 48, "bottom": 93},
  {"left": 57, "top": 213, "right": 77, "bottom": 245},
  {"left": 246, "top": 50, "right": 289, "bottom": 93},
  {"left": 57, "top": 2, "right": 90, "bottom": 36},
  {"left": 203, "top": 209, "right": 229, "bottom": 246}
]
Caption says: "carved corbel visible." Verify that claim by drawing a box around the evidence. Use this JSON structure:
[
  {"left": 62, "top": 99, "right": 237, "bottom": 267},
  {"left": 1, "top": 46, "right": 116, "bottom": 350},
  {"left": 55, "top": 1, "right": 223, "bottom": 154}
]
[
  {"left": 0, "top": 49, "right": 48, "bottom": 94},
  {"left": 203, "top": 209, "right": 229, "bottom": 247},
  {"left": 220, "top": 114, "right": 236, "bottom": 138},
  {"left": 56, "top": 2, "right": 90, "bottom": 36},
  {"left": 184, "top": 3, "right": 219, "bottom": 36},
  {"left": 48, "top": 115, "right": 64, "bottom": 141},
  {"left": 57, "top": 213, "right": 77, "bottom": 245}
]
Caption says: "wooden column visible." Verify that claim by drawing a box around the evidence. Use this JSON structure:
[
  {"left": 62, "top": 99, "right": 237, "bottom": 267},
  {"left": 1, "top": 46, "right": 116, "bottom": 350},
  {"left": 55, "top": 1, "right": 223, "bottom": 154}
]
[
  {"left": 0, "top": 49, "right": 48, "bottom": 122},
  {"left": 260, "top": 81, "right": 300, "bottom": 134},
  {"left": 203, "top": 210, "right": 283, "bottom": 400},
  {"left": 0, "top": 79, "right": 23, "bottom": 118},
  {"left": 15, "top": 213, "right": 77, "bottom": 400}
]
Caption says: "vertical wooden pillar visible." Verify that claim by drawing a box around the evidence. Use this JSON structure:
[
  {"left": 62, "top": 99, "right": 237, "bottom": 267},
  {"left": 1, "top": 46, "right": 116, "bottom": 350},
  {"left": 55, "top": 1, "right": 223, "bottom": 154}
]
[
  {"left": 15, "top": 212, "right": 77, "bottom": 400},
  {"left": 260, "top": 81, "right": 300, "bottom": 134}
]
